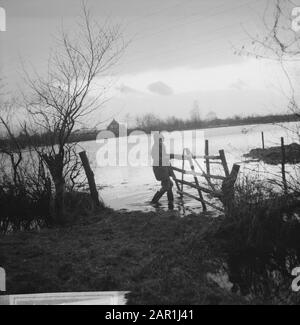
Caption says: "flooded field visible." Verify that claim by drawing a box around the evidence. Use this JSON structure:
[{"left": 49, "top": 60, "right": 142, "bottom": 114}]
[{"left": 80, "top": 122, "right": 299, "bottom": 214}]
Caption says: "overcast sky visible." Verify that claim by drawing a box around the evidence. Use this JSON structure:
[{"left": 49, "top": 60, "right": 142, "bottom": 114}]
[{"left": 1, "top": 0, "right": 299, "bottom": 126}]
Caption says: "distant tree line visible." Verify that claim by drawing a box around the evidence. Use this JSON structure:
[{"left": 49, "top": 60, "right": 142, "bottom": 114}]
[
  {"left": 131, "top": 112, "right": 300, "bottom": 134},
  {"left": 1, "top": 112, "right": 299, "bottom": 152},
  {"left": 0, "top": 129, "right": 101, "bottom": 151}
]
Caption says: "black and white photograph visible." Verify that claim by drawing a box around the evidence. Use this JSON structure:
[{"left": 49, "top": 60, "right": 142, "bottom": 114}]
[{"left": 1, "top": 0, "right": 300, "bottom": 308}]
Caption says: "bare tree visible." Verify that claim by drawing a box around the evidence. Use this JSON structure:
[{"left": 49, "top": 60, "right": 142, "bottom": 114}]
[
  {"left": 190, "top": 100, "right": 201, "bottom": 122},
  {"left": 22, "top": 4, "right": 126, "bottom": 223},
  {"left": 135, "top": 113, "right": 161, "bottom": 132},
  {"left": 0, "top": 100, "right": 23, "bottom": 186},
  {"left": 239, "top": 0, "right": 300, "bottom": 124},
  {"left": 238, "top": 0, "right": 300, "bottom": 194}
]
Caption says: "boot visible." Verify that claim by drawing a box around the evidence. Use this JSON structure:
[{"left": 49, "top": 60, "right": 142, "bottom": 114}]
[
  {"left": 151, "top": 191, "right": 164, "bottom": 204},
  {"left": 167, "top": 190, "right": 174, "bottom": 203},
  {"left": 168, "top": 202, "right": 174, "bottom": 210}
]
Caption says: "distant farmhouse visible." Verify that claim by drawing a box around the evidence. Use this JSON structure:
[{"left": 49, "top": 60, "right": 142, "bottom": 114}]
[
  {"left": 106, "top": 119, "right": 128, "bottom": 137},
  {"left": 107, "top": 119, "right": 120, "bottom": 136}
]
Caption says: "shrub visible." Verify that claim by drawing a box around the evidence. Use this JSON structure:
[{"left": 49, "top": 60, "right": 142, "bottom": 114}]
[
  {"left": 217, "top": 178, "right": 300, "bottom": 303},
  {"left": 0, "top": 180, "right": 52, "bottom": 233}
]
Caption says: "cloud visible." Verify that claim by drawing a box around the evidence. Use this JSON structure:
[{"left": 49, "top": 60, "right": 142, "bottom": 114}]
[
  {"left": 230, "top": 79, "right": 248, "bottom": 91},
  {"left": 116, "top": 84, "right": 142, "bottom": 95},
  {"left": 98, "top": 59, "right": 285, "bottom": 101},
  {"left": 147, "top": 81, "right": 174, "bottom": 96}
]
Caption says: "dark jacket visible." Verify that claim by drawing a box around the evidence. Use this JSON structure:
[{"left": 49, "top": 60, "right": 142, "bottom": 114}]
[{"left": 151, "top": 141, "right": 172, "bottom": 181}]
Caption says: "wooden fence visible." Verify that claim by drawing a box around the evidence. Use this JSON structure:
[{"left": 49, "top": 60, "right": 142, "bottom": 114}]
[{"left": 169, "top": 142, "right": 240, "bottom": 213}]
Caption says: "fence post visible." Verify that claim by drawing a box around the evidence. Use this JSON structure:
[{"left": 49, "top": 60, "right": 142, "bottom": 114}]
[
  {"left": 205, "top": 140, "right": 210, "bottom": 175},
  {"left": 219, "top": 149, "right": 230, "bottom": 177},
  {"left": 180, "top": 149, "right": 185, "bottom": 198},
  {"left": 281, "top": 137, "right": 288, "bottom": 194},
  {"left": 261, "top": 132, "right": 265, "bottom": 150},
  {"left": 79, "top": 151, "right": 101, "bottom": 208},
  {"left": 222, "top": 164, "right": 240, "bottom": 213}
]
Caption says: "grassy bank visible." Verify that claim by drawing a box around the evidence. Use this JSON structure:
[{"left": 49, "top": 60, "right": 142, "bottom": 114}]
[
  {"left": 1, "top": 184, "right": 300, "bottom": 305},
  {"left": 0, "top": 209, "right": 244, "bottom": 305}
]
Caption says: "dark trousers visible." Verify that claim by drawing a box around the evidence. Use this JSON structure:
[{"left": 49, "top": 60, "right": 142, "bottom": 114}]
[
  {"left": 152, "top": 176, "right": 174, "bottom": 204},
  {"left": 160, "top": 178, "right": 174, "bottom": 193}
]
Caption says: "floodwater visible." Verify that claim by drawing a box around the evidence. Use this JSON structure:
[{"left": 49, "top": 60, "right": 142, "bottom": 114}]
[{"left": 79, "top": 121, "right": 299, "bottom": 215}]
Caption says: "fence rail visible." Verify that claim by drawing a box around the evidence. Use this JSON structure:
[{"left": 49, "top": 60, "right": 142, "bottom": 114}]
[
  {"left": 171, "top": 166, "right": 226, "bottom": 181},
  {"left": 172, "top": 154, "right": 221, "bottom": 160}
]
